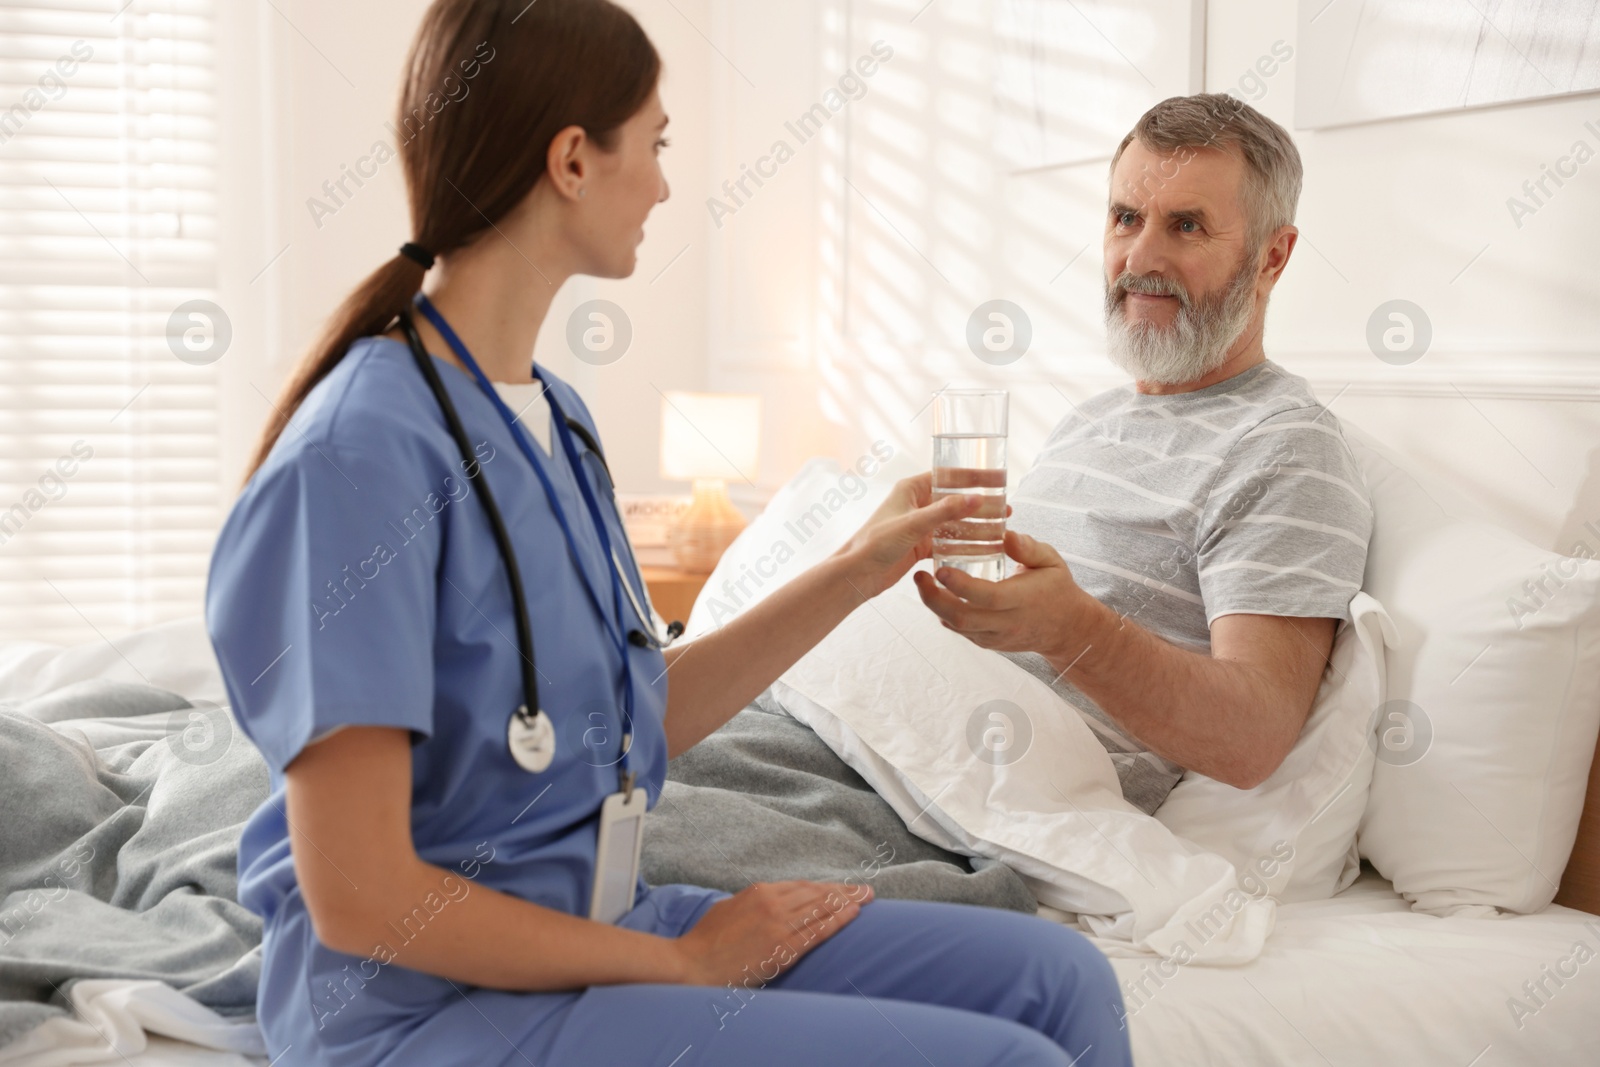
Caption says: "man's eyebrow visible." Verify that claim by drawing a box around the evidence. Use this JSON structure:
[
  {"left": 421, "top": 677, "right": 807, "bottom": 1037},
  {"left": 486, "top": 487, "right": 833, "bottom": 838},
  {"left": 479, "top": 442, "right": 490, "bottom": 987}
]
[
  {"left": 1164, "top": 206, "right": 1212, "bottom": 224},
  {"left": 1108, "top": 201, "right": 1214, "bottom": 225}
]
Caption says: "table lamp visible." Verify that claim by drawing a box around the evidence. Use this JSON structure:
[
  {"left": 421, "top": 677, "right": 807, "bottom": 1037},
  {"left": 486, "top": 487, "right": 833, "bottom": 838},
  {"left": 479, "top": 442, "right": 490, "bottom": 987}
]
[{"left": 659, "top": 391, "right": 761, "bottom": 573}]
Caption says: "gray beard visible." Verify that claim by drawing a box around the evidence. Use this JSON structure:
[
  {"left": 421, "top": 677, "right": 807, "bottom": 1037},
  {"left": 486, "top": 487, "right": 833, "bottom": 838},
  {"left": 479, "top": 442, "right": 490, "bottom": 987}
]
[{"left": 1103, "top": 261, "right": 1258, "bottom": 386}]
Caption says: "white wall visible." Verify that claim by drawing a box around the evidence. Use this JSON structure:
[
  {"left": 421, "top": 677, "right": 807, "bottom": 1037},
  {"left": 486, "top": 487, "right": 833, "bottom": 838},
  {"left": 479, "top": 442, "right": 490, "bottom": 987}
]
[
  {"left": 701, "top": 0, "right": 1600, "bottom": 552},
  {"left": 225, "top": 0, "right": 1600, "bottom": 552},
  {"left": 1210, "top": 0, "right": 1600, "bottom": 552}
]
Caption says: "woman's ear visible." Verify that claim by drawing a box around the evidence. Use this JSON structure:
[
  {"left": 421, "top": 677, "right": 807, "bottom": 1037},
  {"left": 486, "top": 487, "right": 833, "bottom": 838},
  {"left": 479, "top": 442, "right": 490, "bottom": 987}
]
[{"left": 545, "top": 125, "right": 590, "bottom": 202}]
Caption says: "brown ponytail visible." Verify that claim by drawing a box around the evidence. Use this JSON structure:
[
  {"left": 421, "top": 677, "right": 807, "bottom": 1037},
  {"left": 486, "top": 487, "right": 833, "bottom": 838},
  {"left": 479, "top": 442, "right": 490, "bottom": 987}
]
[{"left": 241, "top": 0, "right": 661, "bottom": 485}]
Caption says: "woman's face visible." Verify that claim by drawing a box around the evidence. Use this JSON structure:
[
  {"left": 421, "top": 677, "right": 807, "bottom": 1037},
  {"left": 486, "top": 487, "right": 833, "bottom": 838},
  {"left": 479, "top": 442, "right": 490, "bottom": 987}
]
[{"left": 577, "top": 88, "right": 671, "bottom": 279}]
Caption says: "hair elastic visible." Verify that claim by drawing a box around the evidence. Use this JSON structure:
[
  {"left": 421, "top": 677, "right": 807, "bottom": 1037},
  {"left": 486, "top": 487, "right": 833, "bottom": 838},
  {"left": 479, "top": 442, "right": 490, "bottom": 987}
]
[{"left": 399, "top": 242, "right": 436, "bottom": 270}]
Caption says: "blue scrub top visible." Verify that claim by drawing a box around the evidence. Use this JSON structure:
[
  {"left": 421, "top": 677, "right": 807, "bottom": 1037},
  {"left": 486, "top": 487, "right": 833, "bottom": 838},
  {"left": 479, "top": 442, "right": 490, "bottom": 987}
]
[{"left": 205, "top": 336, "right": 670, "bottom": 1043}]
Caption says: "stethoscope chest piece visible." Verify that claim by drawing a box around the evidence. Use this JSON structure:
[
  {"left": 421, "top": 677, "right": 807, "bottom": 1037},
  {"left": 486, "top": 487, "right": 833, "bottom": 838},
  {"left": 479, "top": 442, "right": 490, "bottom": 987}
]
[{"left": 508, "top": 706, "right": 557, "bottom": 773}]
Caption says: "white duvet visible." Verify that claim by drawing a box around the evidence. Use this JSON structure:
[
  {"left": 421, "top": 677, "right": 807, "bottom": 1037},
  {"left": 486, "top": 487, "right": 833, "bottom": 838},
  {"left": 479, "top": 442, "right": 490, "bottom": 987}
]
[{"left": 776, "top": 574, "right": 1391, "bottom": 965}]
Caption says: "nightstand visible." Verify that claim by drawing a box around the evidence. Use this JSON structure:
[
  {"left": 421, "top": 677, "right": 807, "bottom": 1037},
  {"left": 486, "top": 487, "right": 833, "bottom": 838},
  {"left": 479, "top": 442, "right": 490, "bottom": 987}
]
[{"left": 640, "top": 566, "right": 709, "bottom": 626}]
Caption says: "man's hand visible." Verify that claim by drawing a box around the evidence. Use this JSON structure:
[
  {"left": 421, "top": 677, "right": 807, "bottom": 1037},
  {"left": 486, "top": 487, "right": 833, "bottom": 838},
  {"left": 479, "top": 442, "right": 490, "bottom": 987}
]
[{"left": 913, "top": 530, "right": 1095, "bottom": 659}]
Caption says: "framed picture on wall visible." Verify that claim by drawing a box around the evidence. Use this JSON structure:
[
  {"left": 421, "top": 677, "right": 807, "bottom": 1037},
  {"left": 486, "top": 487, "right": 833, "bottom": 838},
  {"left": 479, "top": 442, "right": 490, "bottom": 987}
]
[
  {"left": 993, "top": 0, "right": 1207, "bottom": 172},
  {"left": 1296, "top": 0, "right": 1600, "bottom": 129}
]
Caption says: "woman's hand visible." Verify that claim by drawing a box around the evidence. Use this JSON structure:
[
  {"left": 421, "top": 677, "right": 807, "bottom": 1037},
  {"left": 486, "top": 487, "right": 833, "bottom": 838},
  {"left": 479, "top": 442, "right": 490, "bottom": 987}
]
[
  {"left": 834, "top": 473, "right": 982, "bottom": 599},
  {"left": 671, "top": 880, "right": 871, "bottom": 986},
  {"left": 655, "top": 475, "right": 986, "bottom": 759}
]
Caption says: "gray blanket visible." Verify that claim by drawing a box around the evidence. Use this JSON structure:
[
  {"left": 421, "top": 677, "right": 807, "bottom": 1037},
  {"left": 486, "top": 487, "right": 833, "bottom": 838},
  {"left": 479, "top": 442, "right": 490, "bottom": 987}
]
[
  {"left": 642, "top": 690, "right": 1036, "bottom": 912},
  {"left": 0, "top": 680, "right": 269, "bottom": 1050},
  {"left": 0, "top": 679, "right": 1030, "bottom": 1052}
]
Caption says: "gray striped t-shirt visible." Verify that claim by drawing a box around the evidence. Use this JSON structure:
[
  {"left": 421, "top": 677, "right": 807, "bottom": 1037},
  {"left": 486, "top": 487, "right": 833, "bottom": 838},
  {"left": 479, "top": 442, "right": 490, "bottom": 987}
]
[{"left": 1002, "top": 361, "right": 1373, "bottom": 813}]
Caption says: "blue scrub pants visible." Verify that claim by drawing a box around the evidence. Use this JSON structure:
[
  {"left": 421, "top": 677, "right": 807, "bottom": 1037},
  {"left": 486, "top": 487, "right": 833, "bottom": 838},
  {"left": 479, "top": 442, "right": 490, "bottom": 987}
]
[{"left": 382, "top": 886, "right": 1133, "bottom": 1067}]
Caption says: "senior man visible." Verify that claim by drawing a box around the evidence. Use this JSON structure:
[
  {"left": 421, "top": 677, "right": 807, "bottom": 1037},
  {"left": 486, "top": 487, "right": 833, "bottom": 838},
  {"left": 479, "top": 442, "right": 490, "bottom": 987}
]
[{"left": 917, "top": 94, "right": 1373, "bottom": 813}]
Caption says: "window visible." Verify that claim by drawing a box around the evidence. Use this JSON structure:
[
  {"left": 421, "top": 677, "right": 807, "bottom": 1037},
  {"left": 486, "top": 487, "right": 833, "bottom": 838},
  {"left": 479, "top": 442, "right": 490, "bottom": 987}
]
[{"left": 0, "top": 0, "right": 219, "bottom": 646}]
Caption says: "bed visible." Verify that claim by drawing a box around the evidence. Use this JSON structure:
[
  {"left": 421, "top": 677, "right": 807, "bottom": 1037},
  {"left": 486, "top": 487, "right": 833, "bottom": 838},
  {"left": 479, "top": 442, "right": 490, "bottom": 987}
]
[
  {"left": 18, "top": 885, "right": 1600, "bottom": 1067},
  {"left": 5, "top": 658, "right": 1598, "bottom": 1067},
  {"left": 4, "top": 427, "right": 1600, "bottom": 1065},
  {"left": 118, "top": 863, "right": 1600, "bottom": 1064}
]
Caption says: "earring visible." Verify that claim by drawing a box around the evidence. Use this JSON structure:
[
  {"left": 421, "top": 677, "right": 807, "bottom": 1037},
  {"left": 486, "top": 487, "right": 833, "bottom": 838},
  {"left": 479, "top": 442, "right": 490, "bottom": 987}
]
[{"left": 578, "top": 188, "right": 587, "bottom": 200}]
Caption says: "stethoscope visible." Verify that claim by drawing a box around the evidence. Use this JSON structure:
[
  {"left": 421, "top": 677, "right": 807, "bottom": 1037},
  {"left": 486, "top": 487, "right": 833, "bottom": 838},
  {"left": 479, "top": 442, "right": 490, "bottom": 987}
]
[{"left": 399, "top": 294, "right": 681, "bottom": 784}]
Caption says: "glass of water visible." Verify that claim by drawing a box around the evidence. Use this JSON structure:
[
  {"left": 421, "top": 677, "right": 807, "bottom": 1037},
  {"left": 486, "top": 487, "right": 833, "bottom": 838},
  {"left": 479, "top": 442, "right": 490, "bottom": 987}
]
[{"left": 931, "top": 389, "right": 1008, "bottom": 582}]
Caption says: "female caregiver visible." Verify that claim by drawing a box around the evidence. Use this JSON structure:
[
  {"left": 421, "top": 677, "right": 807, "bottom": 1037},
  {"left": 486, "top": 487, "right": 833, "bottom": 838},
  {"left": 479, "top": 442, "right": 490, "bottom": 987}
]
[{"left": 205, "top": 1, "right": 1132, "bottom": 1064}]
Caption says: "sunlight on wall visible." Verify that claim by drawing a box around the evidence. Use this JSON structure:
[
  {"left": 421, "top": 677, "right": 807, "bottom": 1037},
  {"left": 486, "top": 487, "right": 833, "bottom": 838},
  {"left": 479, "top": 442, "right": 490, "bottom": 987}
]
[
  {"left": 708, "top": 0, "right": 1600, "bottom": 548},
  {"left": 816, "top": 0, "right": 1197, "bottom": 472}
]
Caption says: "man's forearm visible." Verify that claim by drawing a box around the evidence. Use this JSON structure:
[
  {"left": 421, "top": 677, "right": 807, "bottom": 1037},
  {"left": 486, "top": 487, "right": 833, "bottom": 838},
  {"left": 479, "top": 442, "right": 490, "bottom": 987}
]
[
  {"left": 1043, "top": 596, "right": 1304, "bottom": 788},
  {"left": 914, "top": 533, "right": 1333, "bottom": 788}
]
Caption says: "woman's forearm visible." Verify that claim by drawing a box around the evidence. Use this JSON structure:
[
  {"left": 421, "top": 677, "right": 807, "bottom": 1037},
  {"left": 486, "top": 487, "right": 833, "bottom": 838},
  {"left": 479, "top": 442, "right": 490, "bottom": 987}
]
[
  {"left": 660, "top": 551, "right": 870, "bottom": 757},
  {"left": 655, "top": 478, "right": 978, "bottom": 757},
  {"left": 321, "top": 856, "right": 686, "bottom": 993}
]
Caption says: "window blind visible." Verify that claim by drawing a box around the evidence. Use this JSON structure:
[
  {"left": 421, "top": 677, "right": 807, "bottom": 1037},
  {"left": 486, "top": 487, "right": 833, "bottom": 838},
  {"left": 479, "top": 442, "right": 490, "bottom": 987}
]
[{"left": 0, "top": 0, "right": 219, "bottom": 647}]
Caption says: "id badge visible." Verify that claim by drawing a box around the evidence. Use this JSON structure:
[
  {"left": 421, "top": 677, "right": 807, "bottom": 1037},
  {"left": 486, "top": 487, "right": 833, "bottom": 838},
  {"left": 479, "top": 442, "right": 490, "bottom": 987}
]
[{"left": 589, "top": 787, "right": 647, "bottom": 924}]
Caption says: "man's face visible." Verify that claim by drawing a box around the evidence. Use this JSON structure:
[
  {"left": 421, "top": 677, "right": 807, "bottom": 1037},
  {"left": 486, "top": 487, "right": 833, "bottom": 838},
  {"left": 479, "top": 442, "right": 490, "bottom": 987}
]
[{"left": 1102, "top": 140, "right": 1264, "bottom": 385}]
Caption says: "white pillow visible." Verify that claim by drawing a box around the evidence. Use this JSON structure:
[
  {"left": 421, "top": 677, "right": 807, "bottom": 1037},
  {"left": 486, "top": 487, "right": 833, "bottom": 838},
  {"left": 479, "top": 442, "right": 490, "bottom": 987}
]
[
  {"left": 1347, "top": 427, "right": 1600, "bottom": 915},
  {"left": 1155, "top": 591, "right": 1395, "bottom": 904},
  {"left": 695, "top": 448, "right": 1396, "bottom": 910},
  {"left": 685, "top": 449, "right": 918, "bottom": 636},
  {"left": 775, "top": 578, "right": 1277, "bottom": 964},
  {"left": 0, "top": 615, "right": 227, "bottom": 707}
]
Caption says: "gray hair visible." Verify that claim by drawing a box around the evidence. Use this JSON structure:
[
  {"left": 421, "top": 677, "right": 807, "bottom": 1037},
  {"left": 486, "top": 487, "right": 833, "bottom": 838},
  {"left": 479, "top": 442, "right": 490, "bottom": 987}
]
[{"left": 1110, "top": 93, "right": 1303, "bottom": 249}]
